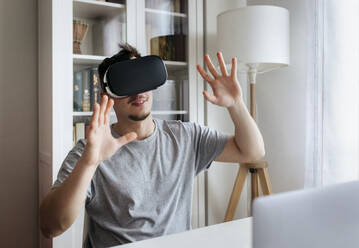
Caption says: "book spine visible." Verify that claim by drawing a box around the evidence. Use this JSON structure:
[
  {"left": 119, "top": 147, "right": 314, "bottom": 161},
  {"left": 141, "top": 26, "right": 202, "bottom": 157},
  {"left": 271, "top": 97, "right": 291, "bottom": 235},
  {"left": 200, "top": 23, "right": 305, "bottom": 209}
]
[
  {"left": 75, "top": 122, "right": 85, "bottom": 142},
  {"left": 90, "top": 68, "right": 101, "bottom": 111},
  {"left": 73, "top": 71, "right": 83, "bottom": 111},
  {"left": 82, "top": 69, "right": 91, "bottom": 112}
]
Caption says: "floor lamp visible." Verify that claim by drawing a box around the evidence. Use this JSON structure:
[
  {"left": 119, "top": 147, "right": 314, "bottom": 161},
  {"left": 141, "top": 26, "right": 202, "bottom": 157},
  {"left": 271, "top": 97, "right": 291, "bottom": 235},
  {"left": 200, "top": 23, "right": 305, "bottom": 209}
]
[{"left": 217, "top": 5, "right": 290, "bottom": 221}]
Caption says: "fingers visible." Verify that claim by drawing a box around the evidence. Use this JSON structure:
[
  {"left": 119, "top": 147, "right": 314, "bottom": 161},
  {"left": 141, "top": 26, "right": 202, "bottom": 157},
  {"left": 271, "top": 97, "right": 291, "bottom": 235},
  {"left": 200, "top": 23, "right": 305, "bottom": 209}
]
[
  {"left": 104, "top": 98, "right": 114, "bottom": 124},
  {"left": 217, "top": 52, "right": 228, "bottom": 76},
  {"left": 204, "top": 54, "right": 220, "bottom": 79},
  {"left": 116, "top": 132, "right": 138, "bottom": 147},
  {"left": 203, "top": 90, "right": 217, "bottom": 104},
  {"left": 99, "top": 95, "right": 108, "bottom": 126},
  {"left": 197, "top": 64, "right": 214, "bottom": 83},
  {"left": 231, "top": 57, "right": 238, "bottom": 79},
  {"left": 90, "top": 103, "right": 100, "bottom": 129}
]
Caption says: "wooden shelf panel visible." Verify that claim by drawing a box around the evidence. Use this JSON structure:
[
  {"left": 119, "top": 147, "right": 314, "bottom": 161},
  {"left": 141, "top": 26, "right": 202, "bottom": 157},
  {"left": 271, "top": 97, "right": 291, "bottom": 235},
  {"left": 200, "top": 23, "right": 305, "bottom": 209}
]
[{"left": 73, "top": 0, "right": 125, "bottom": 19}]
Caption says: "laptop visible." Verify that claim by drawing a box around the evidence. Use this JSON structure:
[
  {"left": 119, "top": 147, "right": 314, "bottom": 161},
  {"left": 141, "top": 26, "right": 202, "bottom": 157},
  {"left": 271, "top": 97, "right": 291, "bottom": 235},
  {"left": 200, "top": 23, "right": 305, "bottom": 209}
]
[{"left": 252, "top": 180, "right": 359, "bottom": 248}]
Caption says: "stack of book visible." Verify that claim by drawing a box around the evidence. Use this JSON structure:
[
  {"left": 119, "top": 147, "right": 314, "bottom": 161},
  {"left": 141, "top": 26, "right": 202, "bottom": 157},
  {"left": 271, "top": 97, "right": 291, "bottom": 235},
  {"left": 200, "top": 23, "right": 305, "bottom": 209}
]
[
  {"left": 73, "top": 67, "right": 101, "bottom": 112},
  {"left": 73, "top": 122, "right": 90, "bottom": 146}
]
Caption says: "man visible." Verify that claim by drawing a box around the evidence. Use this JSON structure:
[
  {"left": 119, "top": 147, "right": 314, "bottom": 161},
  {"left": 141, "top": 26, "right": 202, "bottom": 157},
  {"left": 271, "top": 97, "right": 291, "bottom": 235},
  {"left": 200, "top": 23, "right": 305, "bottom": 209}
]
[{"left": 39, "top": 43, "right": 265, "bottom": 247}]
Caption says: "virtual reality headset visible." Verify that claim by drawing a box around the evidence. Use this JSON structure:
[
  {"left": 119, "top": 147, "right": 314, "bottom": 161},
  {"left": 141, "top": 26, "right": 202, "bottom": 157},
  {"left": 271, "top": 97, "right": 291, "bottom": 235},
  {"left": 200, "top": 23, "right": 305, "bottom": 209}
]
[{"left": 101, "top": 55, "right": 168, "bottom": 98}]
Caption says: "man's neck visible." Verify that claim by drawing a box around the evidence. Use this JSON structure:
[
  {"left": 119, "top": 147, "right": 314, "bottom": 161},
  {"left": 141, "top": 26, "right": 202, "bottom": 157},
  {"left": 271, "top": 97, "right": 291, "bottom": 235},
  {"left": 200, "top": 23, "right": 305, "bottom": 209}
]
[{"left": 112, "top": 115, "right": 155, "bottom": 141}]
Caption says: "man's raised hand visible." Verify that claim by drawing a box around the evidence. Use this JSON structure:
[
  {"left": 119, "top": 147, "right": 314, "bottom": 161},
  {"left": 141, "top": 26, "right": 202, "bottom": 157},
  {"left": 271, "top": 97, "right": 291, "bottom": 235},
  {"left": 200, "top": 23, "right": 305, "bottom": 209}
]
[
  {"left": 80, "top": 95, "right": 137, "bottom": 167},
  {"left": 196, "top": 52, "right": 243, "bottom": 108}
]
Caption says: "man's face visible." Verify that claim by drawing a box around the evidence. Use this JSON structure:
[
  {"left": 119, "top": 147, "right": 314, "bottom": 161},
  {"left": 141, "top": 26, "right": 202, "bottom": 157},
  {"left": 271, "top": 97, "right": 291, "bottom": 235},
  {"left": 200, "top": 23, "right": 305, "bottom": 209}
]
[{"left": 111, "top": 90, "right": 153, "bottom": 122}]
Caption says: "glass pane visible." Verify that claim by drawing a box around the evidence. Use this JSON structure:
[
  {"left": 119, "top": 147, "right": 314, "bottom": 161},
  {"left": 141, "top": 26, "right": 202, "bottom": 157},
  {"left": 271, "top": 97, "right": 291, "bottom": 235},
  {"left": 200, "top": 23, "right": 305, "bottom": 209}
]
[
  {"left": 72, "top": 0, "right": 127, "bottom": 146},
  {"left": 145, "top": 0, "right": 189, "bottom": 121}
]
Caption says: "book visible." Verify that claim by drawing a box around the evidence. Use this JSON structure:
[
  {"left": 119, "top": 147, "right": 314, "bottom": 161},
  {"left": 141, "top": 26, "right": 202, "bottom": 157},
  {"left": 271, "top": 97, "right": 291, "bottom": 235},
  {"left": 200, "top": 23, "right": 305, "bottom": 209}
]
[
  {"left": 82, "top": 69, "right": 91, "bottom": 112},
  {"left": 75, "top": 122, "right": 85, "bottom": 142},
  {"left": 73, "top": 71, "right": 83, "bottom": 111},
  {"left": 150, "top": 34, "right": 186, "bottom": 61},
  {"left": 90, "top": 68, "right": 101, "bottom": 111}
]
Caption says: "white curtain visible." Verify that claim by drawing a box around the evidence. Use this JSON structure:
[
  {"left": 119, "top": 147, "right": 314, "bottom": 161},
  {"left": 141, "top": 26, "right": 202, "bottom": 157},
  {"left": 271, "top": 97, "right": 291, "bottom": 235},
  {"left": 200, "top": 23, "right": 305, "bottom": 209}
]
[{"left": 305, "top": 0, "right": 359, "bottom": 187}]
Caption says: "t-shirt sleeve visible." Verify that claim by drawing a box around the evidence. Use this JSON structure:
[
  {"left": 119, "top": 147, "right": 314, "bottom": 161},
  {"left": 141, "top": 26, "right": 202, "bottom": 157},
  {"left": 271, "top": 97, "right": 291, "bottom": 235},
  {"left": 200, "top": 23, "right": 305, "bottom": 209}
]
[
  {"left": 51, "top": 138, "right": 94, "bottom": 204},
  {"left": 184, "top": 121, "right": 230, "bottom": 176}
]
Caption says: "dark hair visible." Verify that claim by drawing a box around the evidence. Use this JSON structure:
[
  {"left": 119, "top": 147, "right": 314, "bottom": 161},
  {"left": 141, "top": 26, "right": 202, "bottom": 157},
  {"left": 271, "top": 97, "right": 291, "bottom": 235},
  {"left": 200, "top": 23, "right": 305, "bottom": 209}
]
[{"left": 98, "top": 43, "right": 141, "bottom": 92}]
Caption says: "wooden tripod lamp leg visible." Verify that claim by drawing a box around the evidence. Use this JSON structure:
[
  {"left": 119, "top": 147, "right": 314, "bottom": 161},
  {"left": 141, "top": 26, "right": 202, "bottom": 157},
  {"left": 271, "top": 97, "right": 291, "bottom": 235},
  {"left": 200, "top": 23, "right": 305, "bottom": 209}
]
[
  {"left": 258, "top": 167, "right": 273, "bottom": 195},
  {"left": 251, "top": 169, "right": 260, "bottom": 199},
  {"left": 224, "top": 165, "right": 249, "bottom": 222},
  {"left": 249, "top": 169, "right": 260, "bottom": 216}
]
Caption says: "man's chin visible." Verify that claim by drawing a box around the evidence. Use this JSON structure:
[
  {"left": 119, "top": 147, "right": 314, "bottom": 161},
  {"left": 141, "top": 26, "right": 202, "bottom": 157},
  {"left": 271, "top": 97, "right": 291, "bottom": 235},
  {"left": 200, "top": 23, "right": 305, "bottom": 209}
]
[{"left": 128, "top": 112, "right": 151, "bottom": 121}]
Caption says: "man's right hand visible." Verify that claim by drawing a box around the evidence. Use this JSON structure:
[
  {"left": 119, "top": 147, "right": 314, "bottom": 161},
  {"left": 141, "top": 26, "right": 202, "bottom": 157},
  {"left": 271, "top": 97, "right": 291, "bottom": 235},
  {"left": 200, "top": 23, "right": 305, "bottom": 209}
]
[{"left": 80, "top": 95, "right": 137, "bottom": 166}]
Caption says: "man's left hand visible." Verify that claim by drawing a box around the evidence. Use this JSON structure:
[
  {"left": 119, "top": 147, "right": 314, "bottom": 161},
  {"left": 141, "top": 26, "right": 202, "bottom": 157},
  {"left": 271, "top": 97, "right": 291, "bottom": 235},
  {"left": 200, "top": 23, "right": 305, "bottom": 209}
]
[{"left": 196, "top": 52, "right": 243, "bottom": 108}]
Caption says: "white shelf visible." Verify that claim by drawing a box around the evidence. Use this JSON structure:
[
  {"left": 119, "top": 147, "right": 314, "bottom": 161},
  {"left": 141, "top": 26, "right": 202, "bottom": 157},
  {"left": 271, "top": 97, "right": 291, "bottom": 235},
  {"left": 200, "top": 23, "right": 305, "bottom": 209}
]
[
  {"left": 73, "top": 0, "right": 125, "bottom": 19},
  {"left": 145, "top": 8, "right": 187, "bottom": 18},
  {"left": 73, "top": 110, "right": 188, "bottom": 116},
  {"left": 73, "top": 54, "right": 188, "bottom": 70},
  {"left": 73, "top": 54, "right": 106, "bottom": 64}
]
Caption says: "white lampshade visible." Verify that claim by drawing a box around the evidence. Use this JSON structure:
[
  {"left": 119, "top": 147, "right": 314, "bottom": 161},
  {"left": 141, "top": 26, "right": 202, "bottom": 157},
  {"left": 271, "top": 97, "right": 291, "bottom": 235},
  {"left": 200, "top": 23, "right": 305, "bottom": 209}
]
[{"left": 217, "top": 5, "right": 290, "bottom": 74}]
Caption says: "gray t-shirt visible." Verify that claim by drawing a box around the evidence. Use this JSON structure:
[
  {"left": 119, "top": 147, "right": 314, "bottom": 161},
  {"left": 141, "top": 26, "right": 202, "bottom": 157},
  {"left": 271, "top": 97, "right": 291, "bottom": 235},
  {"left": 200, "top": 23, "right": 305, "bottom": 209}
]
[{"left": 52, "top": 118, "right": 230, "bottom": 248}]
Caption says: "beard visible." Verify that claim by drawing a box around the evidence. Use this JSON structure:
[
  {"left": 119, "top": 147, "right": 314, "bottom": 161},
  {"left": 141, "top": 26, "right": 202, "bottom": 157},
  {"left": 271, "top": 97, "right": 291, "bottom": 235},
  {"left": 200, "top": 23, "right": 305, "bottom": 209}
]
[{"left": 128, "top": 112, "right": 151, "bottom": 121}]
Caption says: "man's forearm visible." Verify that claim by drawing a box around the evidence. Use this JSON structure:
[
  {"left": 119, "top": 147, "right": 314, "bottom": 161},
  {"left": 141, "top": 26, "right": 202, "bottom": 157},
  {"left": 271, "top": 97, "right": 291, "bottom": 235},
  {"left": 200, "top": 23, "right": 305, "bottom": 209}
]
[
  {"left": 228, "top": 99, "right": 265, "bottom": 159},
  {"left": 39, "top": 158, "right": 97, "bottom": 238}
]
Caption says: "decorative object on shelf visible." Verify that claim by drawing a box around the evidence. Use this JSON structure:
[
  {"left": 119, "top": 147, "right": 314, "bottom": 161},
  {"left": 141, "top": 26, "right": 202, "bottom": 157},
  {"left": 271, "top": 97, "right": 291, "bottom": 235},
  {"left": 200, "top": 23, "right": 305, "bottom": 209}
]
[
  {"left": 151, "top": 34, "right": 186, "bottom": 61},
  {"left": 217, "top": 5, "right": 290, "bottom": 220},
  {"left": 73, "top": 19, "right": 89, "bottom": 54}
]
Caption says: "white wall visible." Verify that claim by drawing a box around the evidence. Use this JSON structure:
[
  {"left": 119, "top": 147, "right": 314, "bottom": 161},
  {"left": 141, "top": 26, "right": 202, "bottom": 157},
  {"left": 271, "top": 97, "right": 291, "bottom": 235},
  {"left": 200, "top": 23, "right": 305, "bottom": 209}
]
[
  {"left": 0, "top": 0, "right": 39, "bottom": 247},
  {"left": 204, "top": 0, "right": 310, "bottom": 225},
  {"left": 203, "top": 0, "right": 250, "bottom": 226},
  {"left": 247, "top": 0, "right": 308, "bottom": 192}
]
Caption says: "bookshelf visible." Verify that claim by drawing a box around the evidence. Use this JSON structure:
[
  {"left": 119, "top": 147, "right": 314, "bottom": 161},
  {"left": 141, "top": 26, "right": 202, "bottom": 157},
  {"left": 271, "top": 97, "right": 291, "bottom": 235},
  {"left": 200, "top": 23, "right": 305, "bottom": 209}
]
[{"left": 39, "top": 0, "right": 204, "bottom": 247}]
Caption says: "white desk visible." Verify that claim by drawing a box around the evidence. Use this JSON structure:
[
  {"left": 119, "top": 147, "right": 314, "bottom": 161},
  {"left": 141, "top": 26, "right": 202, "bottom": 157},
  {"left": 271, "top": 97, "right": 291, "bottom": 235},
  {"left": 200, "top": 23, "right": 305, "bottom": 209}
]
[{"left": 112, "top": 217, "right": 252, "bottom": 248}]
